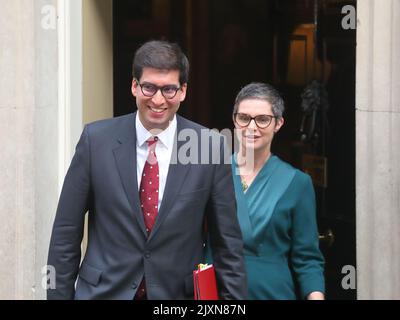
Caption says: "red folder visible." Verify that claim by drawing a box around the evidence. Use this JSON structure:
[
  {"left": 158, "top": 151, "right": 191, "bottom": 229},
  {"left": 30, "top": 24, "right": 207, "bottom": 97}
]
[{"left": 193, "top": 264, "right": 219, "bottom": 300}]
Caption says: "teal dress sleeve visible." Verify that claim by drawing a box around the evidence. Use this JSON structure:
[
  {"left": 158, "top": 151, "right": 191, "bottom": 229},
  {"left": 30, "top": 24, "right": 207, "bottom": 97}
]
[{"left": 290, "top": 173, "right": 325, "bottom": 299}]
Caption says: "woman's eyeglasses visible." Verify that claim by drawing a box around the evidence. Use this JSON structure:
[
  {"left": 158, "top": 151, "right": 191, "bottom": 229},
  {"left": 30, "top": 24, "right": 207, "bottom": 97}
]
[{"left": 234, "top": 113, "right": 277, "bottom": 129}]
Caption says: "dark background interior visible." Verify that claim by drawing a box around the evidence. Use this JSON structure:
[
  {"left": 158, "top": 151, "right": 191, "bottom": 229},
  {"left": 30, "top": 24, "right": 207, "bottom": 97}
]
[{"left": 113, "top": 0, "right": 357, "bottom": 299}]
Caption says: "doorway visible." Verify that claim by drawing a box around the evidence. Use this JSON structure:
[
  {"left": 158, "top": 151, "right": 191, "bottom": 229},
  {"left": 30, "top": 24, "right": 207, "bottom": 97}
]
[{"left": 113, "top": 0, "right": 357, "bottom": 299}]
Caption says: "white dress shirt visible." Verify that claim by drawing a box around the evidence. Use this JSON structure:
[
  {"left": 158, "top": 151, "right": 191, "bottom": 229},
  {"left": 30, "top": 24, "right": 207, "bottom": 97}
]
[{"left": 136, "top": 114, "right": 177, "bottom": 209}]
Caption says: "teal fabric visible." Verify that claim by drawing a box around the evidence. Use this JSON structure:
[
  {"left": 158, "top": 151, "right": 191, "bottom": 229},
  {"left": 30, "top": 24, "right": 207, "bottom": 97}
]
[{"left": 225, "top": 154, "right": 324, "bottom": 300}]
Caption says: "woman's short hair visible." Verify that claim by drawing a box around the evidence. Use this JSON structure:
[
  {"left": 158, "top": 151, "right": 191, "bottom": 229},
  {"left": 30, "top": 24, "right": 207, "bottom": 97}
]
[{"left": 233, "top": 82, "right": 285, "bottom": 118}]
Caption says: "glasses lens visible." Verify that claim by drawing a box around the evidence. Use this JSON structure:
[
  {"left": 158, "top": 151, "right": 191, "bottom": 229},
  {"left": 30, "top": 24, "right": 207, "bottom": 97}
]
[
  {"left": 235, "top": 113, "right": 251, "bottom": 127},
  {"left": 162, "top": 86, "right": 179, "bottom": 99},
  {"left": 141, "top": 83, "right": 157, "bottom": 97},
  {"left": 255, "top": 115, "right": 272, "bottom": 128}
]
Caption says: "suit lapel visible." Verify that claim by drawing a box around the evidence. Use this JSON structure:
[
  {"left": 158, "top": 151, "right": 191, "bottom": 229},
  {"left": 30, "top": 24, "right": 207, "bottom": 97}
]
[
  {"left": 148, "top": 116, "right": 191, "bottom": 242},
  {"left": 113, "top": 113, "right": 147, "bottom": 237}
]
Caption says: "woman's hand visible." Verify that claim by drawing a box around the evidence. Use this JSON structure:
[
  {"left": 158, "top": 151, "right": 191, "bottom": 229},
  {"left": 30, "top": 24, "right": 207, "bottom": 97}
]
[{"left": 307, "top": 291, "right": 325, "bottom": 300}]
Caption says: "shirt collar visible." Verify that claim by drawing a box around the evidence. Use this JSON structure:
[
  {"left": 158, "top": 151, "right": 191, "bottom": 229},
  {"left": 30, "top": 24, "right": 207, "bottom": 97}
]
[{"left": 136, "top": 113, "right": 177, "bottom": 150}]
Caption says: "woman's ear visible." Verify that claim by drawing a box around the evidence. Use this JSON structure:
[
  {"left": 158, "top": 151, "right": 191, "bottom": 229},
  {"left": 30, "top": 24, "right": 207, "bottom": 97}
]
[{"left": 274, "top": 117, "right": 285, "bottom": 133}]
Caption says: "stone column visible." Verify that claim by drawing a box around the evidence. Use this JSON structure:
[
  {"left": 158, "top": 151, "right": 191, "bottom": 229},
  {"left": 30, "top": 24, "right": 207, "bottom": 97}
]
[
  {"left": 0, "top": 0, "right": 59, "bottom": 299},
  {"left": 356, "top": 0, "right": 400, "bottom": 299}
]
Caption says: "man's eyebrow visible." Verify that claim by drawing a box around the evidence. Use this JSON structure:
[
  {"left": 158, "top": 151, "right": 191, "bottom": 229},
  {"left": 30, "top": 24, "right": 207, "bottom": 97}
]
[{"left": 141, "top": 82, "right": 179, "bottom": 87}]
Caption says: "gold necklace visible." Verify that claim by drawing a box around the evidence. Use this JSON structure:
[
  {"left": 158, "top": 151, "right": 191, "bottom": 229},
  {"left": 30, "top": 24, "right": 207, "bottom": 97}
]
[{"left": 241, "top": 178, "right": 248, "bottom": 192}]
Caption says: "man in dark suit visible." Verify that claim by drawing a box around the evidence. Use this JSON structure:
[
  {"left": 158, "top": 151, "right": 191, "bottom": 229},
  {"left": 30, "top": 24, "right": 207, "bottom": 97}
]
[{"left": 47, "top": 40, "right": 247, "bottom": 300}]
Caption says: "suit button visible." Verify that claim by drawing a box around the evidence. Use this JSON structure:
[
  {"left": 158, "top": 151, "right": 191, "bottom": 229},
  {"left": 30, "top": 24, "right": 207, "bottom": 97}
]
[
  {"left": 131, "top": 283, "right": 137, "bottom": 289},
  {"left": 145, "top": 251, "right": 151, "bottom": 259}
]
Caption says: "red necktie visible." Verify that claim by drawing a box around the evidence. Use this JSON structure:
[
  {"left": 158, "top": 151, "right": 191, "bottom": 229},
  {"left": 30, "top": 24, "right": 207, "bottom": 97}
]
[
  {"left": 140, "top": 137, "right": 159, "bottom": 234},
  {"left": 135, "top": 137, "right": 159, "bottom": 299}
]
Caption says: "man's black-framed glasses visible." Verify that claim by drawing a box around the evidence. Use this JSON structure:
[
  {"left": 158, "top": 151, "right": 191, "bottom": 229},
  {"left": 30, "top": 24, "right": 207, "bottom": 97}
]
[
  {"left": 234, "top": 113, "right": 278, "bottom": 129},
  {"left": 135, "top": 79, "right": 181, "bottom": 99}
]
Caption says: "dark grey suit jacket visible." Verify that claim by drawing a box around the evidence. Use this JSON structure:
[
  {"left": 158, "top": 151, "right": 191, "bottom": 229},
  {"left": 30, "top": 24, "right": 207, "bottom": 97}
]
[{"left": 47, "top": 113, "right": 247, "bottom": 299}]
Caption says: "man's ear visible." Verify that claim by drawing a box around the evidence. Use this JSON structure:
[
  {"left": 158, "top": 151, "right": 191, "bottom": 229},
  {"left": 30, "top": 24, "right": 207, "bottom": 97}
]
[
  {"left": 131, "top": 78, "right": 138, "bottom": 97},
  {"left": 179, "top": 83, "right": 187, "bottom": 102}
]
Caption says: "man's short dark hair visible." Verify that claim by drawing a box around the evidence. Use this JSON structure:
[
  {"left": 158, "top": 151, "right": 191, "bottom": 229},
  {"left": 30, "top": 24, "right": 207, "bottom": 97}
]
[{"left": 132, "top": 40, "right": 190, "bottom": 85}]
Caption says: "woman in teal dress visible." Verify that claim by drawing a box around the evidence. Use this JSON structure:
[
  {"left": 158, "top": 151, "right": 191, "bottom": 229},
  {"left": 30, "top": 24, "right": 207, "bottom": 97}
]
[{"left": 231, "top": 83, "right": 325, "bottom": 300}]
